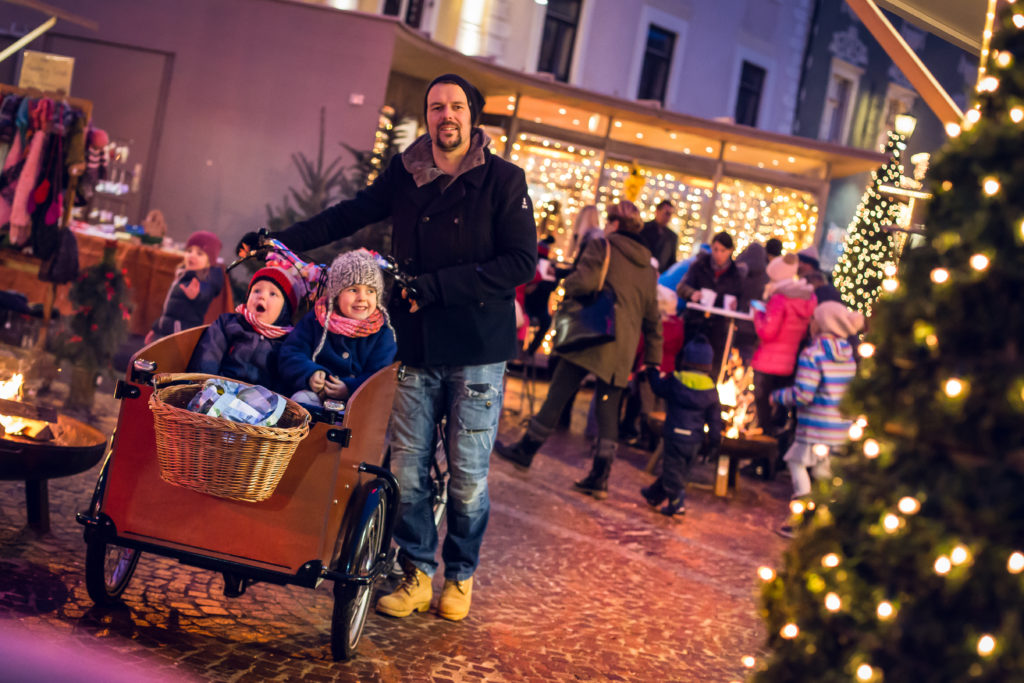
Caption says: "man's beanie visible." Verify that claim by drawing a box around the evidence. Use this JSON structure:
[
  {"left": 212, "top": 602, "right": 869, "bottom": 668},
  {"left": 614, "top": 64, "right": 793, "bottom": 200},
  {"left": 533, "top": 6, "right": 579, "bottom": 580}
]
[
  {"left": 682, "top": 333, "right": 714, "bottom": 370},
  {"left": 813, "top": 301, "right": 864, "bottom": 338},
  {"left": 249, "top": 266, "right": 300, "bottom": 312},
  {"left": 186, "top": 230, "right": 222, "bottom": 265},
  {"left": 798, "top": 245, "right": 821, "bottom": 271},
  {"left": 424, "top": 73, "right": 485, "bottom": 126}
]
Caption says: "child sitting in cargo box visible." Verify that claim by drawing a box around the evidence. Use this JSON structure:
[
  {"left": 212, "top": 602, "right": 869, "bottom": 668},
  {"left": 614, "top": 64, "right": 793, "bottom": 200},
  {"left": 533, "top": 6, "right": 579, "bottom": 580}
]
[
  {"left": 278, "top": 249, "right": 397, "bottom": 407},
  {"left": 187, "top": 265, "right": 303, "bottom": 391}
]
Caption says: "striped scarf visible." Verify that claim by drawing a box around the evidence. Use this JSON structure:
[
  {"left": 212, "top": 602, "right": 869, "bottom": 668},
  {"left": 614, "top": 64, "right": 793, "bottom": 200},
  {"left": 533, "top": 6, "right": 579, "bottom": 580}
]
[
  {"left": 315, "top": 297, "right": 384, "bottom": 338},
  {"left": 236, "top": 304, "right": 293, "bottom": 339}
]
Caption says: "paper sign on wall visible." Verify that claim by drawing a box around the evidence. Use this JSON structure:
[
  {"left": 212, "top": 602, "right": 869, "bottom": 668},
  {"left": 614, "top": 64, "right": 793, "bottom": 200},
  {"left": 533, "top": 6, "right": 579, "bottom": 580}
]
[{"left": 18, "top": 50, "right": 75, "bottom": 96}]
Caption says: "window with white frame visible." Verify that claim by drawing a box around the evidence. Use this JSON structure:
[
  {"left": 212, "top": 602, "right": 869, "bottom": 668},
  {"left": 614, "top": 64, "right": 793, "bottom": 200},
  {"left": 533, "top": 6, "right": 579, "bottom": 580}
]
[
  {"left": 875, "top": 82, "right": 916, "bottom": 150},
  {"left": 820, "top": 58, "right": 863, "bottom": 144},
  {"left": 537, "top": 0, "right": 583, "bottom": 83}
]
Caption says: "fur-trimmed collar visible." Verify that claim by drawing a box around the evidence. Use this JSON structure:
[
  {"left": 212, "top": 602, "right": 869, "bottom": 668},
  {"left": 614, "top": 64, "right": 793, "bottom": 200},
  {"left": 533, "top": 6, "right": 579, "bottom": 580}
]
[{"left": 402, "top": 128, "right": 491, "bottom": 188}]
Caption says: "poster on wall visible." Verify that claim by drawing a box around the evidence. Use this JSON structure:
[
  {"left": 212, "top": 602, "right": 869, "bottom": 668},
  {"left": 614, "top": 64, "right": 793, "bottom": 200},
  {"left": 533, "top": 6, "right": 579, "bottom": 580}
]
[{"left": 18, "top": 50, "right": 74, "bottom": 95}]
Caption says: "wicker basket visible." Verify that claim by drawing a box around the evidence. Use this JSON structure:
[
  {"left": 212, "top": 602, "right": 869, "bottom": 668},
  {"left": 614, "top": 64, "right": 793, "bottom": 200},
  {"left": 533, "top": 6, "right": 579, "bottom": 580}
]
[{"left": 149, "top": 373, "right": 311, "bottom": 502}]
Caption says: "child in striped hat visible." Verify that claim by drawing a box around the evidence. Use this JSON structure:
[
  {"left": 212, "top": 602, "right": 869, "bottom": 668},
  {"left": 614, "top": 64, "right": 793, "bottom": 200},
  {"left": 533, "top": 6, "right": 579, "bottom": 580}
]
[
  {"left": 279, "top": 249, "right": 397, "bottom": 407},
  {"left": 772, "top": 301, "right": 864, "bottom": 511}
]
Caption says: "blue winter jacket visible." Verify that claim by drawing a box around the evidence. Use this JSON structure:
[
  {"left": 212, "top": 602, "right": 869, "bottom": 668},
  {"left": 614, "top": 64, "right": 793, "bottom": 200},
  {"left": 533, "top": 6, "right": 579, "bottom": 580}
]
[
  {"left": 186, "top": 313, "right": 284, "bottom": 392},
  {"left": 152, "top": 266, "right": 224, "bottom": 337},
  {"left": 648, "top": 369, "right": 723, "bottom": 449},
  {"left": 278, "top": 311, "right": 397, "bottom": 397}
]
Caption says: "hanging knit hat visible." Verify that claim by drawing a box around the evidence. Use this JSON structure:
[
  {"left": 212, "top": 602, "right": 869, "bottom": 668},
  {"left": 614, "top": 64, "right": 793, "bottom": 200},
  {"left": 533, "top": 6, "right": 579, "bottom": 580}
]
[
  {"left": 797, "top": 245, "right": 821, "bottom": 271},
  {"left": 812, "top": 301, "right": 864, "bottom": 337},
  {"left": 424, "top": 73, "right": 485, "bottom": 126},
  {"left": 680, "top": 334, "right": 714, "bottom": 371},
  {"left": 249, "top": 266, "right": 301, "bottom": 312},
  {"left": 766, "top": 253, "right": 799, "bottom": 282},
  {"left": 186, "top": 230, "right": 222, "bottom": 265}
]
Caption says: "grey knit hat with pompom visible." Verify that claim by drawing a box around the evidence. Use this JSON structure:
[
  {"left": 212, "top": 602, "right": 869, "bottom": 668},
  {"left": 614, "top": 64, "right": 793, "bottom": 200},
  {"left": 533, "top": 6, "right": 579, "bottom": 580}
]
[{"left": 312, "top": 249, "right": 388, "bottom": 361}]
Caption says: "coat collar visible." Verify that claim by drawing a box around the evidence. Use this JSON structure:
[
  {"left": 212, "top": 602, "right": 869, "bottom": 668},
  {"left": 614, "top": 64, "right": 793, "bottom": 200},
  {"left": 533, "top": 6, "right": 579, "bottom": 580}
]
[{"left": 402, "top": 128, "right": 491, "bottom": 188}]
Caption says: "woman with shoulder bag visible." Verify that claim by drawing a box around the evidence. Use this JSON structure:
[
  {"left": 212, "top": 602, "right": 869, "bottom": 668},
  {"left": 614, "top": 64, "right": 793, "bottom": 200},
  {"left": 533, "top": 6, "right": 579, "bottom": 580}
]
[{"left": 495, "top": 201, "right": 663, "bottom": 499}]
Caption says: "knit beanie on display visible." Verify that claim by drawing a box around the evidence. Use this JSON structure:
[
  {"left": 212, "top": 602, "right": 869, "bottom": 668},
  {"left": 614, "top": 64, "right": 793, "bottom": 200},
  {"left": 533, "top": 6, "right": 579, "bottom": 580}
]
[
  {"left": 424, "top": 73, "right": 485, "bottom": 126},
  {"left": 186, "top": 231, "right": 222, "bottom": 266},
  {"left": 797, "top": 246, "right": 821, "bottom": 271},
  {"left": 813, "top": 301, "right": 864, "bottom": 337},
  {"left": 681, "top": 334, "right": 714, "bottom": 372},
  {"left": 766, "top": 253, "right": 799, "bottom": 282}
]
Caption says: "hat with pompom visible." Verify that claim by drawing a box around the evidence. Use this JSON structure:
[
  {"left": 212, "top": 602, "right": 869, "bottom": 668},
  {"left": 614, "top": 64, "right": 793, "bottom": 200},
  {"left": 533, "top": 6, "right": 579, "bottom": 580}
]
[
  {"left": 812, "top": 301, "right": 864, "bottom": 337},
  {"left": 249, "top": 265, "right": 301, "bottom": 312},
  {"left": 766, "top": 253, "right": 799, "bottom": 282}
]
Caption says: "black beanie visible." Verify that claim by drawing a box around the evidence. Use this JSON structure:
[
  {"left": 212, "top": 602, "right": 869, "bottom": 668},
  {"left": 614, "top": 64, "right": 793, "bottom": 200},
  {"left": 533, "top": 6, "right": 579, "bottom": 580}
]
[{"left": 424, "top": 73, "right": 484, "bottom": 127}]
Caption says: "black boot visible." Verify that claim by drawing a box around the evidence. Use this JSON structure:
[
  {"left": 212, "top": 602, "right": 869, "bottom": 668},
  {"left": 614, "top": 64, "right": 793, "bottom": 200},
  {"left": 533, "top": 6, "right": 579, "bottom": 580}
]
[
  {"left": 494, "top": 435, "right": 543, "bottom": 471},
  {"left": 640, "top": 479, "right": 666, "bottom": 507},
  {"left": 574, "top": 439, "right": 615, "bottom": 499}
]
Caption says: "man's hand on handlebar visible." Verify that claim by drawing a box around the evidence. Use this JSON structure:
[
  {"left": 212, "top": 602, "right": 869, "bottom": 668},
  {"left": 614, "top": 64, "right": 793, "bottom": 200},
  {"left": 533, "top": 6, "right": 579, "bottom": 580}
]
[{"left": 402, "top": 288, "right": 421, "bottom": 313}]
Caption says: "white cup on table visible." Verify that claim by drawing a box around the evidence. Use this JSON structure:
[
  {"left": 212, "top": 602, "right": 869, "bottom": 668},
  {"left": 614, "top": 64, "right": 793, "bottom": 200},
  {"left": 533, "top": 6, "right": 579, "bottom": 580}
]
[
  {"left": 723, "top": 294, "right": 737, "bottom": 311},
  {"left": 699, "top": 288, "right": 717, "bottom": 307}
]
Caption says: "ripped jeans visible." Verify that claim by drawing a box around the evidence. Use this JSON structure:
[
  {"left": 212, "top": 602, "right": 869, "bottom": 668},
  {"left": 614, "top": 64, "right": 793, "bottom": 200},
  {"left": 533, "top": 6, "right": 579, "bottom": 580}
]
[{"left": 388, "top": 362, "right": 505, "bottom": 580}]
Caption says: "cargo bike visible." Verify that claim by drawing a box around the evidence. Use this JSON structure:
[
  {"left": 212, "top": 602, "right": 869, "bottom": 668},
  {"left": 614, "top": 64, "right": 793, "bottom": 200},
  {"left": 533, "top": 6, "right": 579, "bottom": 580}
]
[{"left": 76, "top": 245, "right": 405, "bottom": 660}]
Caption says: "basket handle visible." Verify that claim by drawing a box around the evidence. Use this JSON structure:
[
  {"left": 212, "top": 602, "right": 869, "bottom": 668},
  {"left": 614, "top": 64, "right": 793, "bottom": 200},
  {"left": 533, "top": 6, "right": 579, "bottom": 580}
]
[{"left": 151, "top": 372, "right": 221, "bottom": 389}]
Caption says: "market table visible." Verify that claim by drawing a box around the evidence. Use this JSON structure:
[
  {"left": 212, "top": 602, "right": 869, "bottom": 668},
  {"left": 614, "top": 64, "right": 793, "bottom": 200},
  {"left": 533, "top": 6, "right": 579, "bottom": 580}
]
[{"left": 0, "top": 228, "right": 232, "bottom": 339}]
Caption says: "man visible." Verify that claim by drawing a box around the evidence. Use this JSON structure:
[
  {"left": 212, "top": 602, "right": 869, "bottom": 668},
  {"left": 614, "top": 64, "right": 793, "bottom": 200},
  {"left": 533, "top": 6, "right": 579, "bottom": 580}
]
[
  {"left": 640, "top": 199, "right": 679, "bottom": 273},
  {"left": 277, "top": 74, "right": 536, "bottom": 622}
]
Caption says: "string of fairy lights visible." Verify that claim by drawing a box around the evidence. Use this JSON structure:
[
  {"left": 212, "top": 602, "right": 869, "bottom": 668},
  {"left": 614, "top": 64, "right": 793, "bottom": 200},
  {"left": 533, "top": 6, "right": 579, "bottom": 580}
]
[
  {"left": 745, "top": 2, "right": 1024, "bottom": 678},
  {"left": 499, "top": 133, "right": 820, "bottom": 264},
  {"left": 831, "top": 129, "right": 906, "bottom": 316}
]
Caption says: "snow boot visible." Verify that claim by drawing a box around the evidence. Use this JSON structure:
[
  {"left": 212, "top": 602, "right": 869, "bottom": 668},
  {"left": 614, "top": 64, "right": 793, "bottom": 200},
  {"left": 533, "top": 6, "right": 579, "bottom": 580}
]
[{"left": 574, "top": 439, "right": 616, "bottom": 499}]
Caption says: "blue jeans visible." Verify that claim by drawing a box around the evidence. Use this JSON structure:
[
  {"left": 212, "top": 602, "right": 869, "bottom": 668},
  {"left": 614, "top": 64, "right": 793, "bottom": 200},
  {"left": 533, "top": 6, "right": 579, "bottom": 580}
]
[{"left": 389, "top": 362, "right": 505, "bottom": 580}]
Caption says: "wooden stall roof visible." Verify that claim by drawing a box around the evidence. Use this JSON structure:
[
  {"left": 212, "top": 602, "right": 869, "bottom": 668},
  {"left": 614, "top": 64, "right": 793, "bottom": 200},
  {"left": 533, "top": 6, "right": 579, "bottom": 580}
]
[{"left": 387, "top": 21, "right": 888, "bottom": 180}]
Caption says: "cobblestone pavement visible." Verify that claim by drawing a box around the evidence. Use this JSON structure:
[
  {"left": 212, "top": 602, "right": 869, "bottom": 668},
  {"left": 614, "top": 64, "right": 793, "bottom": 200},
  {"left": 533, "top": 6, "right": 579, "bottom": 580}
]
[{"left": 0, "top": 373, "right": 791, "bottom": 682}]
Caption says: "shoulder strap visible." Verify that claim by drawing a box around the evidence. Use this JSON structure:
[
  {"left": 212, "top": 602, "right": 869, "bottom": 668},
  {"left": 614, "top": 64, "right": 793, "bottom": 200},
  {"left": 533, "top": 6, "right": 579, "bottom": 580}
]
[{"left": 597, "top": 238, "right": 611, "bottom": 290}]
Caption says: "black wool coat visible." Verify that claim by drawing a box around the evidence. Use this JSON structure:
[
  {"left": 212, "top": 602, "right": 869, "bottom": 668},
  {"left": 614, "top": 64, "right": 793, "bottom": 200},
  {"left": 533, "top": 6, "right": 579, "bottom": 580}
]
[{"left": 278, "top": 132, "right": 537, "bottom": 367}]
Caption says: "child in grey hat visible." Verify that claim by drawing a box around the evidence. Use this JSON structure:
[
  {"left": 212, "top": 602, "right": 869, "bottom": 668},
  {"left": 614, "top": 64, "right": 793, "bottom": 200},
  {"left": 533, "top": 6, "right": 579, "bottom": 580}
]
[{"left": 278, "top": 249, "right": 397, "bottom": 407}]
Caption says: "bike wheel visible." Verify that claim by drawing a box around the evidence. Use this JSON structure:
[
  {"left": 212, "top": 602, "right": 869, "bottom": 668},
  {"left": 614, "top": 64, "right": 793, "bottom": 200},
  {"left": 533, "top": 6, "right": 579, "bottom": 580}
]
[
  {"left": 331, "top": 486, "right": 388, "bottom": 661},
  {"left": 85, "top": 539, "right": 140, "bottom": 607}
]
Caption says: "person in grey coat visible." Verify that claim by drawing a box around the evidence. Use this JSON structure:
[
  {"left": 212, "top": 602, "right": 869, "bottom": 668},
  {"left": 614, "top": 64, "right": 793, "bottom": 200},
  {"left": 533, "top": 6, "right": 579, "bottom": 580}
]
[{"left": 495, "top": 200, "right": 663, "bottom": 499}]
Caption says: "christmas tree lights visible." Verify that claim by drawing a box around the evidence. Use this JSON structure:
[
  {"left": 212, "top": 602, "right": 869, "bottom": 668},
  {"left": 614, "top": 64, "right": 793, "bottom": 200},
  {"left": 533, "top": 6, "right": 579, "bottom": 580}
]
[
  {"left": 755, "top": 5, "right": 1024, "bottom": 681},
  {"left": 831, "top": 129, "right": 907, "bottom": 315}
]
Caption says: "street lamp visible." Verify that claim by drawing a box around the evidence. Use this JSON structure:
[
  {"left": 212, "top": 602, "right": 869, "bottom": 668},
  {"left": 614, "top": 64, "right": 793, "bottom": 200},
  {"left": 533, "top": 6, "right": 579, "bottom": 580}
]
[{"left": 894, "top": 113, "right": 918, "bottom": 137}]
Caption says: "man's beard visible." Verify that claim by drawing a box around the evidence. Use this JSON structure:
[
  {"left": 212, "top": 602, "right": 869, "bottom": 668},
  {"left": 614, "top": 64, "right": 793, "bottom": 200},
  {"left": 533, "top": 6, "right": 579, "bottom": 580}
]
[{"left": 434, "top": 124, "right": 463, "bottom": 151}]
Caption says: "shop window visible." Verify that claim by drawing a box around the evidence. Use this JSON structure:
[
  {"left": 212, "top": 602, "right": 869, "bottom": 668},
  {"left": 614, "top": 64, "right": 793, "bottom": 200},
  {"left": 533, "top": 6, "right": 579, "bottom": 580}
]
[
  {"left": 637, "top": 24, "right": 676, "bottom": 104},
  {"left": 734, "top": 61, "right": 766, "bottom": 127},
  {"left": 537, "top": 0, "right": 583, "bottom": 83},
  {"left": 380, "top": 0, "right": 426, "bottom": 29},
  {"left": 820, "top": 58, "right": 862, "bottom": 144}
]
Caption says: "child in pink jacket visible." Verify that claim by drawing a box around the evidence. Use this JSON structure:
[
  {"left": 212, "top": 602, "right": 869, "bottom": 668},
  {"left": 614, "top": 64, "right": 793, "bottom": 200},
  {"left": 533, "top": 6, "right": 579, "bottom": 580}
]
[{"left": 751, "top": 253, "right": 816, "bottom": 437}]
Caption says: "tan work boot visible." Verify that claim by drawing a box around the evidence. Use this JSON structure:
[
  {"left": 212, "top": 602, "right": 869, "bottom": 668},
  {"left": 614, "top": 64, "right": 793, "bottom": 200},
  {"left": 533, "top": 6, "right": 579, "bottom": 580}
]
[
  {"left": 376, "top": 567, "right": 432, "bottom": 617},
  {"left": 438, "top": 577, "right": 473, "bottom": 621}
]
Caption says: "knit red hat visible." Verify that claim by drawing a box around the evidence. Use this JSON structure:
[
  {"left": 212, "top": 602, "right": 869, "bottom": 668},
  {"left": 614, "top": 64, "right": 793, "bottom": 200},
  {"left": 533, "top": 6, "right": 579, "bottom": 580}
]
[
  {"left": 249, "top": 266, "right": 299, "bottom": 311},
  {"left": 186, "top": 231, "right": 222, "bottom": 265}
]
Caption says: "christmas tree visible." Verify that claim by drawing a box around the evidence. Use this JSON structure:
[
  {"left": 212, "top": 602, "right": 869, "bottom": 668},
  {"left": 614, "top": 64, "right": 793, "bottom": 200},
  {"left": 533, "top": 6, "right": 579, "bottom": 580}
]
[
  {"left": 754, "top": 8, "right": 1024, "bottom": 682},
  {"left": 831, "top": 129, "right": 906, "bottom": 315}
]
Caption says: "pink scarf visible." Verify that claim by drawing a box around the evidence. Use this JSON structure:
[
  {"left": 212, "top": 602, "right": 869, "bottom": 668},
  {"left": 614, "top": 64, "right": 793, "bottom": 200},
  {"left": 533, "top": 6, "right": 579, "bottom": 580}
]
[
  {"left": 236, "top": 304, "right": 293, "bottom": 339},
  {"left": 315, "top": 297, "right": 384, "bottom": 338}
]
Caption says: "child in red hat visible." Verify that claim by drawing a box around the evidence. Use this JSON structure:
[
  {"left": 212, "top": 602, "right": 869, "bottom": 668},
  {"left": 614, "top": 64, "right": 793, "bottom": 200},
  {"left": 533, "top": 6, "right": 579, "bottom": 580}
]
[
  {"left": 187, "top": 265, "right": 302, "bottom": 391},
  {"left": 145, "top": 230, "right": 224, "bottom": 343}
]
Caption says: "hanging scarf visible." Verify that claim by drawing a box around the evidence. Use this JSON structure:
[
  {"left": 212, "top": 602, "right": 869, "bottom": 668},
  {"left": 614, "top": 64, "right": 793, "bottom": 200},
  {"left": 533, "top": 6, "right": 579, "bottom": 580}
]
[
  {"left": 314, "top": 297, "right": 384, "bottom": 338},
  {"left": 236, "top": 304, "right": 293, "bottom": 339}
]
